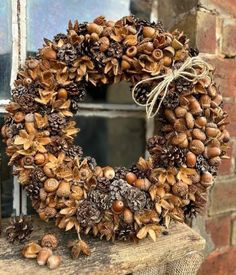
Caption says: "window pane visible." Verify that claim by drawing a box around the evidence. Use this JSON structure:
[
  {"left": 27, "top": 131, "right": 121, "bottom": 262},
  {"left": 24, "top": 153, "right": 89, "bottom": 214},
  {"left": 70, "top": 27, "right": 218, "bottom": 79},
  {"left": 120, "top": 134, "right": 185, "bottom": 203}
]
[
  {"left": 0, "top": 0, "right": 12, "bottom": 99},
  {"left": 26, "top": 0, "right": 156, "bottom": 104},
  {"left": 0, "top": 115, "right": 14, "bottom": 217},
  {"left": 75, "top": 116, "right": 146, "bottom": 167}
]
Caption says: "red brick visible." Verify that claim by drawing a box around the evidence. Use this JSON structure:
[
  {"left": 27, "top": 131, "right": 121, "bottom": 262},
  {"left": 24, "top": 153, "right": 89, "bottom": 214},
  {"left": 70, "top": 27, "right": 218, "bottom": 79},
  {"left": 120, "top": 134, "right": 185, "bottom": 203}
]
[
  {"left": 197, "top": 247, "right": 236, "bottom": 275},
  {"left": 222, "top": 20, "right": 236, "bottom": 56},
  {"left": 204, "top": 56, "right": 236, "bottom": 97},
  {"left": 208, "top": 0, "right": 236, "bottom": 18},
  {"left": 206, "top": 215, "right": 231, "bottom": 248},
  {"left": 209, "top": 178, "right": 236, "bottom": 215},
  {"left": 224, "top": 102, "right": 236, "bottom": 137},
  {"left": 218, "top": 142, "right": 234, "bottom": 176},
  {"left": 196, "top": 12, "right": 217, "bottom": 53}
]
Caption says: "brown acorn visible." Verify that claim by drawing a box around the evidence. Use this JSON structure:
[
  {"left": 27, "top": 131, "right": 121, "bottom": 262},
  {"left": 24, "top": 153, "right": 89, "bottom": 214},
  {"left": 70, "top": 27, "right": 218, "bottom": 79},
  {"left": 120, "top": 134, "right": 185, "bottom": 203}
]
[
  {"left": 171, "top": 133, "right": 187, "bottom": 146},
  {"left": 152, "top": 49, "right": 163, "bottom": 61},
  {"left": 185, "top": 112, "right": 195, "bottom": 129},
  {"left": 57, "top": 88, "right": 68, "bottom": 99},
  {"left": 200, "top": 94, "right": 211, "bottom": 108},
  {"left": 206, "top": 123, "right": 220, "bottom": 138},
  {"left": 143, "top": 26, "right": 155, "bottom": 38},
  {"left": 126, "top": 172, "right": 137, "bottom": 185},
  {"left": 201, "top": 172, "right": 213, "bottom": 187},
  {"left": 186, "top": 152, "right": 197, "bottom": 168},
  {"left": 175, "top": 107, "right": 187, "bottom": 118},
  {"left": 22, "top": 242, "right": 42, "bottom": 259},
  {"left": 112, "top": 200, "right": 124, "bottom": 213},
  {"left": 126, "top": 46, "right": 137, "bottom": 57},
  {"left": 41, "top": 233, "right": 58, "bottom": 249},
  {"left": 44, "top": 178, "right": 59, "bottom": 192},
  {"left": 34, "top": 153, "right": 48, "bottom": 166},
  {"left": 99, "top": 36, "right": 110, "bottom": 52},
  {"left": 164, "top": 109, "right": 176, "bottom": 123},
  {"left": 135, "top": 178, "right": 151, "bottom": 191},
  {"left": 56, "top": 181, "right": 71, "bottom": 197},
  {"left": 209, "top": 156, "right": 222, "bottom": 166},
  {"left": 123, "top": 208, "right": 134, "bottom": 224},
  {"left": 43, "top": 165, "right": 55, "bottom": 178},
  {"left": 87, "top": 23, "right": 103, "bottom": 35},
  {"left": 195, "top": 116, "right": 207, "bottom": 128},
  {"left": 41, "top": 47, "right": 57, "bottom": 60},
  {"left": 103, "top": 166, "right": 115, "bottom": 180},
  {"left": 94, "top": 166, "right": 103, "bottom": 177},
  {"left": 174, "top": 119, "right": 187, "bottom": 132},
  {"left": 47, "top": 255, "right": 62, "bottom": 270},
  {"left": 23, "top": 77, "right": 33, "bottom": 86},
  {"left": 189, "top": 100, "right": 202, "bottom": 115},
  {"left": 204, "top": 146, "right": 221, "bottom": 159},
  {"left": 162, "top": 56, "right": 172, "bottom": 67},
  {"left": 14, "top": 111, "right": 25, "bottom": 123},
  {"left": 192, "top": 128, "right": 206, "bottom": 141},
  {"left": 37, "top": 248, "right": 53, "bottom": 266},
  {"left": 190, "top": 140, "right": 205, "bottom": 155}
]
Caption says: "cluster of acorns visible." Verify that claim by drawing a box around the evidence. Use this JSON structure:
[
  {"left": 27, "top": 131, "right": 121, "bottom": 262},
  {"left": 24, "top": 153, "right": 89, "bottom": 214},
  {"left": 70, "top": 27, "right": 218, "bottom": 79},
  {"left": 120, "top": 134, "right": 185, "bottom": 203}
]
[
  {"left": 1, "top": 15, "right": 229, "bottom": 253},
  {"left": 22, "top": 233, "right": 61, "bottom": 269}
]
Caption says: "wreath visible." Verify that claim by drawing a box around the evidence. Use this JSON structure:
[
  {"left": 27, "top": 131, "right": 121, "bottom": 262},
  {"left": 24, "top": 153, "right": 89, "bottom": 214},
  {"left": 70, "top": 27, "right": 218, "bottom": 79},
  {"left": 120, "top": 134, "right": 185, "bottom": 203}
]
[{"left": 2, "top": 15, "right": 230, "bottom": 256}]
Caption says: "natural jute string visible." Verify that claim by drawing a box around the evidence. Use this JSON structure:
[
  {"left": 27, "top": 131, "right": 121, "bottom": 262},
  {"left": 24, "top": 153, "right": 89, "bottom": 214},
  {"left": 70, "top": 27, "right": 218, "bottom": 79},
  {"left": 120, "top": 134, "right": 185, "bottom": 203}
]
[{"left": 132, "top": 56, "right": 211, "bottom": 119}]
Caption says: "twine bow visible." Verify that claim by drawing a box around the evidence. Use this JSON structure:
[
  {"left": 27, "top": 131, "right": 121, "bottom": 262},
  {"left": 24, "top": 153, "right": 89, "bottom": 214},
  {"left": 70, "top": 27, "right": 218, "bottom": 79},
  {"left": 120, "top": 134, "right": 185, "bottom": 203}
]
[{"left": 132, "top": 56, "right": 211, "bottom": 119}]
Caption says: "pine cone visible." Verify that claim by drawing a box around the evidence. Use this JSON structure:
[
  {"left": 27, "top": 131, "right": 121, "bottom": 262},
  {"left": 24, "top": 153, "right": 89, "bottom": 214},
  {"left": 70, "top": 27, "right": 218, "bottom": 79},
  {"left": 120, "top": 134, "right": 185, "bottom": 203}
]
[
  {"left": 133, "top": 83, "right": 150, "bottom": 105},
  {"left": 12, "top": 85, "right": 37, "bottom": 112},
  {"left": 129, "top": 165, "right": 147, "bottom": 179},
  {"left": 107, "top": 42, "right": 123, "bottom": 59},
  {"left": 126, "top": 188, "right": 146, "bottom": 211},
  {"left": 66, "top": 82, "right": 87, "bottom": 97},
  {"left": 46, "top": 136, "right": 69, "bottom": 156},
  {"left": 196, "top": 155, "right": 217, "bottom": 176},
  {"left": 76, "top": 40, "right": 91, "bottom": 56},
  {"left": 189, "top": 47, "right": 199, "bottom": 57},
  {"left": 65, "top": 145, "right": 83, "bottom": 159},
  {"left": 175, "top": 78, "right": 192, "bottom": 94},
  {"left": 97, "top": 177, "right": 111, "bottom": 192},
  {"left": 6, "top": 215, "right": 33, "bottom": 243},
  {"left": 57, "top": 43, "right": 77, "bottom": 64},
  {"left": 183, "top": 201, "right": 200, "bottom": 219},
  {"left": 77, "top": 200, "right": 101, "bottom": 227},
  {"left": 114, "top": 167, "right": 128, "bottom": 180},
  {"left": 109, "top": 179, "right": 130, "bottom": 201},
  {"left": 31, "top": 168, "right": 47, "bottom": 183},
  {"left": 83, "top": 156, "right": 97, "bottom": 171},
  {"left": 24, "top": 181, "right": 42, "bottom": 201},
  {"left": 153, "top": 145, "right": 186, "bottom": 168},
  {"left": 162, "top": 90, "right": 180, "bottom": 109},
  {"left": 116, "top": 223, "right": 135, "bottom": 241},
  {"left": 7, "top": 122, "right": 24, "bottom": 138},
  {"left": 48, "top": 113, "right": 66, "bottom": 135},
  {"left": 76, "top": 22, "right": 88, "bottom": 35},
  {"left": 53, "top": 33, "right": 67, "bottom": 42},
  {"left": 11, "top": 85, "right": 27, "bottom": 98},
  {"left": 88, "top": 189, "right": 112, "bottom": 210},
  {"left": 146, "top": 135, "right": 166, "bottom": 153}
]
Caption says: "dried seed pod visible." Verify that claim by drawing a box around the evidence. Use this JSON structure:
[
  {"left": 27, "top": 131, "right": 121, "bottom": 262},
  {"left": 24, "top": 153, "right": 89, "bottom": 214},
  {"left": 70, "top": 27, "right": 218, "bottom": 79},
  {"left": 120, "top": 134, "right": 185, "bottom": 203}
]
[
  {"left": 112, "top": 200, "right": 124, "bottom": 213},
  {"left": 37, "top": 248, "right": 53, "bottom": 266},
  {"left": 14, "top": 111, "right": 25, "bottom": 123},
  {"left": 43, "top": 165, "right": 55, "bottom": 178},
  {"left": 22, "top": 242, "right": 42, "bottom": 259},
  {"left": 152, "top": 49, "right": 163, "bottom": 61},
  {"left": 190, "top": 140, "right": 205, "bottom": 155},
  {"left": 143, "top": 26, "right": 155, "bottom": 38},
  {"left": 34, "top": 153, "right": 48, "bottom": 166},
  {"left": 172, "top": 181, "right": 188, "bottom": 196},
  {"left": 192, "top": 128, "right": 206, "bottom": 141},
  {"left": 126, "top": 172, "right": 137, "bottom": 185},
  {"left": 41, "top": 47, "right": 57, "bottom": 60},
  {"left": 185, "top": 112, "right": 195, "bottom": 129},
  {"left": 175, "top": 107, "right": 187, "bottom": 118},
  {"left": 56, "top": 181, "right": 71, "bottom": 197},
  {"left": 99, "top": 36, "right": 110, "bottom": 52},
  {"left": 87, "top": 23, "right": 103, "bottom": 35},
  {"left": 44, "top": 178, "right": 59, "bottom": 192},
  {"left": 123, "top": 208, "right": 134, "bottom": 224},
  {"left": 103, "top": 166, "right": 115, "bottom": 180},
  {"left": 204, "top": 146, "right": 221, "bottom": 159},
  {"left": 126, "top": 46, "right": 137, "bottom": 57},
  {"left": 195, "top": 116, "right": 207, "bottom": 128},
  {"left": 201, "top": 172, "right": 213, "bottom": 187},
  {"left": 57, "top": 88, "right": 68, "bottom": 99},
  {"left": 186, "top": 152, "right": 197, "bottom": 168},
  {"left": 41, "top": 234, "right": 58, "bottom": 249},
  {"left": 47, "top": 255, "right": 62, "bottom": 270}
]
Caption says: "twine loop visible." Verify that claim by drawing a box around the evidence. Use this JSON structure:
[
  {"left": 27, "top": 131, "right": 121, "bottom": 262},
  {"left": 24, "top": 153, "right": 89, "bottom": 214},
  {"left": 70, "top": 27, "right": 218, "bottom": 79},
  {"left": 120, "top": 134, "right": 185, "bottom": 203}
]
[{"left": 132, "top": 56, "right": 211, "bottom": 119}]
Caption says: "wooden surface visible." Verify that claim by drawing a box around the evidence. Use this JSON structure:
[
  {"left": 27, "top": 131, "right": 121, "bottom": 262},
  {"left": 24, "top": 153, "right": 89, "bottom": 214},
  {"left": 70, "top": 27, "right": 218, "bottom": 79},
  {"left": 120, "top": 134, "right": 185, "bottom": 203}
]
[{"left": 0, "top": 218, "right": 205, "bottom": 275}]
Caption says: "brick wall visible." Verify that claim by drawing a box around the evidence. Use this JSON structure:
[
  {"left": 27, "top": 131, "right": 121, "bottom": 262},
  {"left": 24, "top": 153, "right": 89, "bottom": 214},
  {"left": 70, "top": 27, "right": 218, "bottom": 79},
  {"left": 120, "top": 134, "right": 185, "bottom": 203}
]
[{"left": 157, "top": 1, "right": 236, "bottom": 274}]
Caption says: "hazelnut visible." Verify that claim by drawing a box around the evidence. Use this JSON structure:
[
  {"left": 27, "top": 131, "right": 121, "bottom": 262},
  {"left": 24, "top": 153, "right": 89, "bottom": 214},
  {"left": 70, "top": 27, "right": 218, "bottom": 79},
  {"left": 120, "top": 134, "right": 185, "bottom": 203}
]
[
  {"left": 87, "top": 23, "right": 103, "bottom": 35},
  {"left": 172, "top": 182, "right": 188, "bottom": 197},
  {"left": 47, "top": 255, "right": 62, "bottom": 270},
  {"left": 171, "top": 133, "right": 187, "bottom": 146},
  {"left": 112, "top": 200, "right": 124, "bottom": 213},
  {"left": 41, "top": 47, "right": 57, "bottom": 60},
  {"left": 126, "top": 172, "right": 137, "bottom": 185},
  {"left": 135, "top": 178, "right": 151, "bottom": 191}
]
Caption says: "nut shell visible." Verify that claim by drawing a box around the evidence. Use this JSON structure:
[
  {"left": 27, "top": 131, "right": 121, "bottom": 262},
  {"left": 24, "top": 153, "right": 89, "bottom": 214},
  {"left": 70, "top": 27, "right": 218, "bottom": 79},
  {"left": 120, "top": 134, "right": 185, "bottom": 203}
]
[
  {"left": 47, "top": 255, "right": 62, "bottom": 270},
  {"left": 44, "top": 178, "right": 59, "bottom": 192},
  {"left": 190, "top": 140, "right": 205, "bottom": 155},
  {"left": 37, "top": 248, "right": 53, "bottom": 266}
]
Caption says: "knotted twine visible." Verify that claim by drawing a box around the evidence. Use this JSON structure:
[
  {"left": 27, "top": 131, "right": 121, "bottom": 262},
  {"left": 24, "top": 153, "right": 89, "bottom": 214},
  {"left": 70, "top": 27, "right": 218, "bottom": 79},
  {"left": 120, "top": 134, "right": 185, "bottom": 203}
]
[{"left": 131, "top": 56, "right": 211, "bottom": 119}]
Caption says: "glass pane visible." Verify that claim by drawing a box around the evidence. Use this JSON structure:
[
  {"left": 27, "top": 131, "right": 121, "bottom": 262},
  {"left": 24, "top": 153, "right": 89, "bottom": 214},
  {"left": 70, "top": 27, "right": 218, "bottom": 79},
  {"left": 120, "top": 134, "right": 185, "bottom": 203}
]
[
  {"left": 75, "top": 116, "right": 146, "bottom": 167},
  {"left": 26, "top": 0, "right": 156, "bottom": 103},
  {"left": 0, "top": 115, "right": 14, "bottom": 217},
  {"left": 0, "top": 0, "right": 12, "bottom": 99}
]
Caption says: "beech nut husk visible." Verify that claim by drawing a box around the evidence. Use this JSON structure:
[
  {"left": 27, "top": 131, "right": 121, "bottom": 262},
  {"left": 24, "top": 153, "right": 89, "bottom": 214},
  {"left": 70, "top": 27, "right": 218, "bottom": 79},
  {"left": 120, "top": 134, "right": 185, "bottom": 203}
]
[
  {"left": 41, "top": 233, "right": 58, "bottom": 249},
  {"left": 22, "top": 242, "right": 42, "bottom": 259}
]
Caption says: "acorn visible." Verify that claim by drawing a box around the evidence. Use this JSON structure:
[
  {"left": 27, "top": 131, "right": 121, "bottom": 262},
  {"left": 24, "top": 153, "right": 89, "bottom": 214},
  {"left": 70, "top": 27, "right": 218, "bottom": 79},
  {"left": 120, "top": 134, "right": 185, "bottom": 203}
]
[
  {"left": 56, "top": 181, "right": 71, "bottom": 197},
  {"left": 41, "top": 233, "right": 58, "bottom": 249},
  {"left": 23, "top": 77, "right": 33, "bottom": 86},
  {"left": 164, "top": 109, "right": 176, "bottom": 123},
  {"left": 57, "top": 88, "right": 68, "bottom": 100},
  {"left": 204, "top": 146, "right": 221, "bottom": 159},
  {"left": 112, "top": 200, "right": 124, "bottom": 214},
  {"left": 43, "top": 165, "right": 55, "bottom": 178},
  {"left": 206, "top": 124, "right": 220, "bottom": 138},
  {"left": 103, "top": 166, "right": 115, "bottom": 180},
  {"left": 41, "top": 47, "right": 57, "bottom": 60},
  {"left": 87, "top": 23, "right": 103, "bottom": 35},
  {"left": 121, "top": 59, "right": 131, "bottom": 70},
  {"left": 201, "top": 172, "right": 213, "bottom": 187},
  {"left": 192, "top": 128, "right": 206, "bottom": 141},
  {"left": 171, "top": 133, "right": 187, "bottom": 146},
  {"left": 44, "top": 178, "right": 59, "bottom": 192},
  {"left": 208, "top": 84, "right": 217, "bottom": 98},
  {"left": 94, "top": 166, "right": 103, "bottom": 177},
  {"left": 126, "top": 172, "right": 137, "bottom": 185},
  {"left": 190, "top": 171, "right": 201, "bottom": 184},
  {"left": 209, "top": 156, "right": 222, "bottom": 166},
  {"left": 185, "top": 112, "right": 195, "bottom": 129},
  {"left": 99, "top": 36, "right": 110, "bottom": 52},
  {"left": 212, "top": 94, "right": 223, "bottom": 106},
  {"left": 162, "top": 56, "right": 172, "bottom": 67},
  {"left": 126, "top": 46, "right": 137, "bottom": 57},
  {"left": 175, "top": 106, "right": 187, "bottom": 118},
  {"left": 25, "top": 113, "right": 36, "bottom": 135},
  {"left": 22, "top": 242, "right": 42, "bottom": 259},
  {"left": 200, "top": 94, "right": 211, "bottom": 108},
  {"left": 37, "top": 248, "right": 53, "bottom": 266},
  {"left": 124, "top": 35, "right": 138, "bottom": 46},
  {"left": 163, "top": 46, "right": 175, "bottom": 57},
  {"left": 135, "top": 178, "right": 151, "bottom": 191},
  {"left": 34, "top": 153, "right": 48, "bottom": 166},
  {"left": 172, "top": 181, "right": 188, "bottom": 197},
  {"left": 171, "top": 38, "right": 183, "bottom": 50},
  {"left": 47, "top": 255, "right": 62, "bottom": 270},
  {"left": 123, "top": 208, "right": 134, "bottom": 224},
  {"left": 190, "top": 100, "right": 202, "bottom": 115},
  {"left": 152, "top": 49, "right": 163, "bottom": 61},
  {"left": 195, "top": 116, "right": 207, "bottom": 128},
  {"left": 14, "top": 111, "right": 25, "bottom": 123},
  {"left": 186, "top": 152, "right": 197, "bottom": 168},
  {"left": 190, "top": 140, "right": 205, "bottom": 155},
  {"left": 174, "top": 119, "right": 187, "bottom": 132},
  {"left": 221, "top": 129, "right": 230, "bottom": 143},
  {"left": 143, "top": 26, "right": 155, "bottom": 38}
]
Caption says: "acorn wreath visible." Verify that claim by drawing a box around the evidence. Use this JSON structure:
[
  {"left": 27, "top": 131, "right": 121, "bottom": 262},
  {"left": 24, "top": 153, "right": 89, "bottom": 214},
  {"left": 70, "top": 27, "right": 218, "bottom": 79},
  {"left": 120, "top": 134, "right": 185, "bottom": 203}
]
[{"left": 2, "top": 15, "right": 230, "bottom": 256}]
